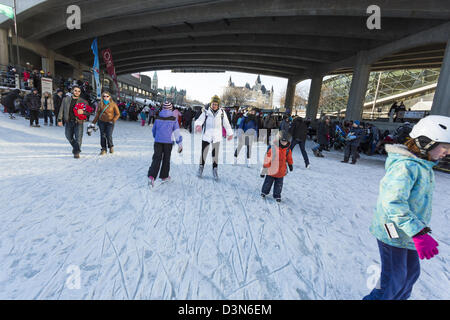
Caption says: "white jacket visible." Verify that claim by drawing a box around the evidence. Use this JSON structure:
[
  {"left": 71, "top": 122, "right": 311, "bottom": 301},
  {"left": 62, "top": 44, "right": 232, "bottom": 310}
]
[{"left": 195, "top": 107, "right": 232, "bottom": 143}]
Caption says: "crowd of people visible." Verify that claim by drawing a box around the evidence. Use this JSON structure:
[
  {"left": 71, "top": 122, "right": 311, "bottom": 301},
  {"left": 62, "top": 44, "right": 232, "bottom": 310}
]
[
  {"left": 2, "top": 83, "right": 450, "bottom": 301},
  {"left": 1, "top": 81, "right": 419, "bottom": 165},
  {"left": 149, "top": 97, "right": 450, "bottom": 302},
  {"left": 147, "top": 101, "right": 450, "bottom": 300},
  {"left": 388, "top": 101, "right": 409, "bottom": 123}
]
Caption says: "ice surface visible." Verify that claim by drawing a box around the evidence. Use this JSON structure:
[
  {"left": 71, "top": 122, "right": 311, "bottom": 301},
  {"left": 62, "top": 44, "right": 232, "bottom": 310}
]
[{"left": 0, "top": 113, "right": 448, "bottom": 299}]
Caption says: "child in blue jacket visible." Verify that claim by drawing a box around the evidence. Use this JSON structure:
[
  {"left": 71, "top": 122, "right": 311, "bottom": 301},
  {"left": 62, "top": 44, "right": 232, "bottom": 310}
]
[
  {"left": 364, "top": 116, "right": 450, "bottom": 300},
  {"left": 148, "top": 102, "right": 183, "bottom": 187}
]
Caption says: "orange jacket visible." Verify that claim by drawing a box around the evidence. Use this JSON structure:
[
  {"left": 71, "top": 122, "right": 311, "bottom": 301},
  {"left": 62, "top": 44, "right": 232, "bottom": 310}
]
[{"left": 263, "top": 144, "right": 293, "bottom": 178}]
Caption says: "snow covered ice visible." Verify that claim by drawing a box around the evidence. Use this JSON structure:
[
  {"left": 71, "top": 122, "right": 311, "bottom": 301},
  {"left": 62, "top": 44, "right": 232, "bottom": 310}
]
[{"left": 0, "top": 113, "right": 449, "bottom": 300}]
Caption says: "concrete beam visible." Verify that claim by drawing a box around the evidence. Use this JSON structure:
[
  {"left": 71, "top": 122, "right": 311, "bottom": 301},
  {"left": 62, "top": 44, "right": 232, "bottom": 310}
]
[
  {"left": 18, "top": 0, "right": 450, "bottom": 41},
  {"left": 12, "top": 36, "right": 90, "bottom": 74},
  {"left": 45, "top": 15, "right": 426, "bottom": 51},
  {"left": 94, "top": 47, "right": 338, "bottom": 67},
  {"left": 305, "top": 74, "right": 324, "bottom": 120},
  {"left": 115, "top": 60, "right": 297, "bottom": 77},
  {"left": 322, "top": 21, "right": 450, "bottom": 74},
  {"left": 345, "top": 51, "right": 370, "bottom": 121},
  {"left": 104, "top": 54, "right": 313, "bottom": 72},
  {"left": 116, "top": 63, "right": 291, "bottom": 79},
  {"left": 284, "top": 78, "right": 297, "bottom": 113},
  {"left": 431, "top": 41, "right": 450, "bottom": 116},
  {"left": 72, "top": 34, "right": 380, "bottom": 59}
]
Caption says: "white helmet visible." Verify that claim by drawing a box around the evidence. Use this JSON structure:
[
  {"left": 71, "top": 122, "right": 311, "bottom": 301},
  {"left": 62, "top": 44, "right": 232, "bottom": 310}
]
[{"left": 409, "top": 115, "right": 450, "bottom": 154}]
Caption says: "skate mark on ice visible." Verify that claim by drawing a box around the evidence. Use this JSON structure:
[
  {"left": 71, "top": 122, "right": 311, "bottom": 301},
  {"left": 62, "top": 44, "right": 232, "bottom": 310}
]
[
  {"left": 231, "top": 182, "right": 283, "bottom": 297},
  {"left": 131, "top": 248, "right": 145, "bottom": 299},
  {"left": 105, "top": 230, "right": 130, "bottom": 299}
]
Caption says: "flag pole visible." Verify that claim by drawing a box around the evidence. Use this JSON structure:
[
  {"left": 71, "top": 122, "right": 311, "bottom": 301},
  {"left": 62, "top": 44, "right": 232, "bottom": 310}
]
[{"left": 13, "top": 0, "right": 20, "bottom": 68}]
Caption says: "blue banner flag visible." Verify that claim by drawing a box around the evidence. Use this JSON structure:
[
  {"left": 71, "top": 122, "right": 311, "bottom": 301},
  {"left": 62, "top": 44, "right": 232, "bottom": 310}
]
[{"left": 91, "top": 38, "right": 101, "bottom": 99}]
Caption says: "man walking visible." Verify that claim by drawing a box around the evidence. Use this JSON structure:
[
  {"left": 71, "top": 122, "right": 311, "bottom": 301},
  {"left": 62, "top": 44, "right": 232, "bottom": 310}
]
[
  {"left": 57, "top": 86, "right": 90, "bottom": 159},
  {"left": 24, "top": 88, "right": 41, "bottom": 127},
  {"left": 289, "top": 116, "right": 310, "bottom": 168}
]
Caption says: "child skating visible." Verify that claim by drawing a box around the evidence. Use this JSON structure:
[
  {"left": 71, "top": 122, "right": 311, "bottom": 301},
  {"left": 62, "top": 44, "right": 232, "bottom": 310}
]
[
  {"left": 260, "top": 131, "right": 293, "bottom": 202},
  {"left": 148, "top": 102, "right": 183, "bottom": 188},
  {"left": 364, "top": 115, "right": 450, "bottom": 300}
]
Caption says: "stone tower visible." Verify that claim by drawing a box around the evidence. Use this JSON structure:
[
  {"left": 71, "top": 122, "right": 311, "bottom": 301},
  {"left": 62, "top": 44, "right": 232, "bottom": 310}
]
[{"left": 152, "top": 72, "right": 158, "bottom": 90}]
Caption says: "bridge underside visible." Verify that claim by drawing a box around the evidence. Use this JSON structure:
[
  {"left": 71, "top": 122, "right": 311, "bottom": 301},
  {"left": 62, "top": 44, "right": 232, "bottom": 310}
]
[{"left": 2, "top": 0, "right": 449, "bottom": 117}]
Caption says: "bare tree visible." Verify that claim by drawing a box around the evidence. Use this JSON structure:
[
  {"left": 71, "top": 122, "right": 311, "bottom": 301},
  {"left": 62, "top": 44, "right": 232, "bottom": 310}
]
[
  {"left": 279, "top": 87, "right": 308, "bottom": 108},
  {"left": 318, "top": 86, "right": 336, "bottom": 112},
  {"left": 222, "top": 87, "right": 249, "bottom": 107}
]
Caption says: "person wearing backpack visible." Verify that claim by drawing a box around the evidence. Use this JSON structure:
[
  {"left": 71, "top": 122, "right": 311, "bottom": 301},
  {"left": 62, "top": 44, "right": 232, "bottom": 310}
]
[
  {"left": 91, "top": 91, "right": 120, "bottom": 155},
  {"left": 260, "top": 130, "right": 293, "bottom": 202},
  {"left": 194, "top": 95, "right": 233, "bottom": 180}
]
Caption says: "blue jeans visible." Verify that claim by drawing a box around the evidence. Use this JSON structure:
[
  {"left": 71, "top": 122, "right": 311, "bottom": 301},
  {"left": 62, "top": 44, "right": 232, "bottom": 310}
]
[
  {"left": 98, "top": 120, "right": 114, "bottom": 150},
  {"left": 261, "top": 175, "right": 283, "bottom": 199},
  {"left": 363, "top": 240, "right": 420, "bottom": 300},
  {"left": 65, "top": 121, "right": 83, "bottom": 154},
  {"left": 290, "top": 139, "right": 309, "bottom": 166}
]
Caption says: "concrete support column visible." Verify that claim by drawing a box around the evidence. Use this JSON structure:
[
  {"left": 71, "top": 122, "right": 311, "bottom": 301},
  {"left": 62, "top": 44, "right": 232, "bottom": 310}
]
[
  {"left": 42, "top": 52, "right": 55, "bottom": 76},
  {"left": 305, "top": 74, "right": 323, "bottom": 120},
  {"left": 0, "top": 28, "right": 9, "bottom": 66},
  {"left": 73, "top": 65, "right": 83, "bottom": 80},
  {"left": 346, "top": 51, "right": 370, "bottom": 121},
  {"left": 431, "top": 41, "right": 450, "bottom": 116},
  {"left": 284, "top": 78, "right": 296, "bottom": 114}
]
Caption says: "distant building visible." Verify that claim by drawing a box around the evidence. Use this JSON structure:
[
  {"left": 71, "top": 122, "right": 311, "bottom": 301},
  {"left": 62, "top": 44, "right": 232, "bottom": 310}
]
[
  {"left": 111, "top": 73, "right": 155, "bottom": 102},
  {"left": 226, "top": 75, "right": 273, "bottom": 108},
  {"left": 159, "top": 86, "right": 186, "bottom": 105},
  {"left": 152, "top": 72, "right": 158, "bottom": 91}
]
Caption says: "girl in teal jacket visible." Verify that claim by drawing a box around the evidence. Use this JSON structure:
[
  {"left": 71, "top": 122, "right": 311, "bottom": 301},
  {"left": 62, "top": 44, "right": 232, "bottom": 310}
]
[{"left": 364, "top": 115, "right": 450, "bottom": 300}]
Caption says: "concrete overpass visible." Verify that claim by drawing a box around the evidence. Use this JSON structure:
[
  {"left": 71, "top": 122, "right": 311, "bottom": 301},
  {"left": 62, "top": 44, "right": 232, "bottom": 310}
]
[{"left": 1, "top": 0, "right": 449, "bottom": 118}]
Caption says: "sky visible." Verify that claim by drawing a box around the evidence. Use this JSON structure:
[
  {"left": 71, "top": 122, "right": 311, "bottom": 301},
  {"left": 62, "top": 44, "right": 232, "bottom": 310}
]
[{"left": 142, "top": 70, "right": 311, "bottom": 107}]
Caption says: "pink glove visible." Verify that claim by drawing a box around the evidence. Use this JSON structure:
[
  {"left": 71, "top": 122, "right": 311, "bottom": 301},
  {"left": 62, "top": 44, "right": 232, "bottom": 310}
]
[
  {"left": 195, "top": 125, "right": 202, "bottom": 133},
  {"left": 412, "top": 233, "right": 439, "bottom": 260}
]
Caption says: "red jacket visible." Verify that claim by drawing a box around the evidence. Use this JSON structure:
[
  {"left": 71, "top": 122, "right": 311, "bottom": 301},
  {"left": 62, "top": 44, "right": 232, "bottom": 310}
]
[{"left": 263, "top": 144, "right": 293, "bottom": 178}]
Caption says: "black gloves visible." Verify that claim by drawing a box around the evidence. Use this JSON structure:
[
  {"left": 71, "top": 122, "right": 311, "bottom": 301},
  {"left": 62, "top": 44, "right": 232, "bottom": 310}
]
[{"left": 288, "top": 164, "right": 293, "bottom": 172}]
